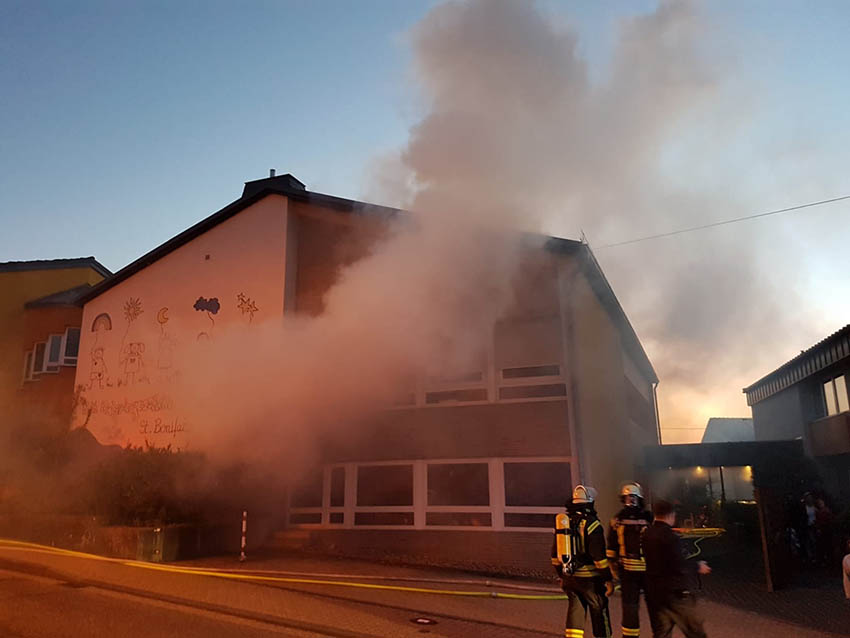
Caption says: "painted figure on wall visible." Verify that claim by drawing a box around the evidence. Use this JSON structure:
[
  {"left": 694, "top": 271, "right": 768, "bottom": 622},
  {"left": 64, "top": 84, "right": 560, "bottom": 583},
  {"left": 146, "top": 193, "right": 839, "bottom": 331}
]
[
  {"left": 156, "top": 306, "right": 176, "bottom": 382},
  {"left": 89, "top": 347, "right": 108, "bottom": 390},
  {"left": 117, "top": 297, "right": 146, "bottom": 386},
  {"left": 120, "top": 342, "right": 145, "bottom": 385}
]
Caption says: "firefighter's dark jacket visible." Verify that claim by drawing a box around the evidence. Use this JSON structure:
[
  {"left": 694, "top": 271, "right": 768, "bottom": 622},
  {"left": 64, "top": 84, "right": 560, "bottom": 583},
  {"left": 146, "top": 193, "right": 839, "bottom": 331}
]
[
  {"left": 551, "top": 508, "right": 611, "bottom": 579},
  {"left": 642, "top": 520, "right": 697, "bottom": 598},
  {"left": 607, "top": 506, "right": 653, "bottom": 572}
]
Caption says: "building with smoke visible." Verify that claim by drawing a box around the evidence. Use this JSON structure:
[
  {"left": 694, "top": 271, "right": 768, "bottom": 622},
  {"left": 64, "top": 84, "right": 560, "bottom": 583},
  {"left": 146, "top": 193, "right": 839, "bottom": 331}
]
[
  {"left": 73, "top": 172, "right": 658, "bottom": 573},
  {"left": 744, "top": 325, "right": 850, "bottom": 504},
  {"left": 1, "top": 258, "right": 110, "bottom": 443}
]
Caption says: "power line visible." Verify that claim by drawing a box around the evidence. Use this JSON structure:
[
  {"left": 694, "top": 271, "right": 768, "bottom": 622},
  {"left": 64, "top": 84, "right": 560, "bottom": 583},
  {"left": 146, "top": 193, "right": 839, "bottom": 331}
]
[{"left": 599, "top": 194, "right": 850, "bottom": 249}]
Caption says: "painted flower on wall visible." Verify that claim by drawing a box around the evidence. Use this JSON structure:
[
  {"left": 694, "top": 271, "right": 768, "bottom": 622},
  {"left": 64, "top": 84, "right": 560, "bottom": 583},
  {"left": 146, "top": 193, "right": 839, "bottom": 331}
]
[{"left": 123, "top": 297, "right": 144, "bottom": 324}]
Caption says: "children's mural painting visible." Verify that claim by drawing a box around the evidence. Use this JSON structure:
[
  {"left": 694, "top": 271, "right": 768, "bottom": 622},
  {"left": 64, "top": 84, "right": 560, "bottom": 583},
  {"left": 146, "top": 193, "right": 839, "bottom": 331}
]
[{"left": 74, "top": 289, "right": 261, "bottom": 449}]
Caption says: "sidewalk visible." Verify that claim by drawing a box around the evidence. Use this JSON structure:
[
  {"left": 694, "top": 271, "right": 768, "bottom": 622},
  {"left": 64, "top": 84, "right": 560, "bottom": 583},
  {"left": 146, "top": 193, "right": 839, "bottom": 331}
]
[{"left": 1, "top": 542, "right": 846, "bottom": 637}]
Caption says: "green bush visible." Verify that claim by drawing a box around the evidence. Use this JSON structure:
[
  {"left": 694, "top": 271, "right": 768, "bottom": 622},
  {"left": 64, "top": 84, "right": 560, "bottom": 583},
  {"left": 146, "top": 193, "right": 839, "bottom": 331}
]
[{"left": 82, "top": 444, "right": 207, "bottom": 526}]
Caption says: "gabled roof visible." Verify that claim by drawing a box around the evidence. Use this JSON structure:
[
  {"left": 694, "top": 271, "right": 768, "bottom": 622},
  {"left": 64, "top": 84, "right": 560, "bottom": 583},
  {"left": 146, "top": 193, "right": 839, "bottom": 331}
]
[
  {"left": 78, "top": 174, "right": 403, "bottom": 304},
  {"left": 743, "top": 324, "right": 850, "bottom": 405},
  {"left": 77, "top": 173, "right": 657, "bottom": 383},
  {"left": 701, "top": 417, "right": 754, "bottom": 443},
  {"left": 0, "top": 257, "right": 111, "bottom": 278},
  {"left": 25, "top": 283, "right": 94, "bottom": 308}
]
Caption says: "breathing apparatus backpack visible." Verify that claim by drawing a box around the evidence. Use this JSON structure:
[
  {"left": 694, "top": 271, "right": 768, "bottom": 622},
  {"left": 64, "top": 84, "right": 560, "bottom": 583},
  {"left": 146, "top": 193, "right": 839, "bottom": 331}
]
[{"left": 554, "top": 508, "right": 583, "bottom": 575}]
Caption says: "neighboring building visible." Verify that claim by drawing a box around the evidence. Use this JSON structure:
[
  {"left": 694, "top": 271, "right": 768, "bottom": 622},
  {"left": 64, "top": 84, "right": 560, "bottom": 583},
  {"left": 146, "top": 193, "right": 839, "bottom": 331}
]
[
  {"left": 743, "top": 325, "right": 850, "bottom": 503},
  {"left": 701, "top": 417, "right": 754, "bottom": 443},
  {"left": 73, "top": 172, "right": 659, "bottom": 573},
  {"left": 0, "top": 258, "right": 111, "bottom": 439}
]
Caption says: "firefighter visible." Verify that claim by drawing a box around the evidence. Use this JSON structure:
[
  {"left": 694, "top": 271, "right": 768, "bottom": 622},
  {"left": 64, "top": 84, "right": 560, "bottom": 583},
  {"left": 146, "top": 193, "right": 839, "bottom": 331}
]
[
  {"left": 607, "top": 482, "right": 653, "bottom": 638},
  {"left": 552, "top": 485, "right": 612, "bottom": 638}
]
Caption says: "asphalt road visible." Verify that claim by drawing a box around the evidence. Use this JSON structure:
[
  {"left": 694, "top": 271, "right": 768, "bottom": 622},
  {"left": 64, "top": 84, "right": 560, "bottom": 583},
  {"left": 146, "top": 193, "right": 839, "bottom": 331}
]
[
  {"left": 0, "top": 545, "right": 844, "bottom": 638},
  {"left": 0, "top": 568, "right": 325, "bottom": 638}
]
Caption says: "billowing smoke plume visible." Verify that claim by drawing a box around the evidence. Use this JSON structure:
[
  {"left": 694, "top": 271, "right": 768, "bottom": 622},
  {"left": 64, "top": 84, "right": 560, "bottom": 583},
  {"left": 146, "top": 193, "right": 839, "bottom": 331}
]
[
  {"left": 184, "top": 0, "right": 819, "bottom": 459},
  {"left": 367, "top": 0, "right": 824, "bottom": 441}
]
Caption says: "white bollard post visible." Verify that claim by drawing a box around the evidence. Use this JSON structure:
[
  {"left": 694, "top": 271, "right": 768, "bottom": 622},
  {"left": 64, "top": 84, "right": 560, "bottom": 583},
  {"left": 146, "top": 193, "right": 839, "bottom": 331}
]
[{"left": 240, "top": 510, "right": 247, "bottom": 562}]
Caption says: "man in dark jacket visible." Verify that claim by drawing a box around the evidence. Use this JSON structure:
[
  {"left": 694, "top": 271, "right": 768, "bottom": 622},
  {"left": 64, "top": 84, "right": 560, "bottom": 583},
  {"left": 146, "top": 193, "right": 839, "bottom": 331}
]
[{"left": 642, "top": 500, "right": 710, "bottom": 638}]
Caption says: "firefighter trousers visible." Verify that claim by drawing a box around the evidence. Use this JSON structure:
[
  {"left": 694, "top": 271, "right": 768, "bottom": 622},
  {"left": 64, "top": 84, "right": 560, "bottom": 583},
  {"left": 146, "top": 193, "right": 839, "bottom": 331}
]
[
  {"left": 561, "top": 575, "right": 612, "bottom": 638},
  {"left": 620, "top": 570, "right": 645, "bottom": 637}
]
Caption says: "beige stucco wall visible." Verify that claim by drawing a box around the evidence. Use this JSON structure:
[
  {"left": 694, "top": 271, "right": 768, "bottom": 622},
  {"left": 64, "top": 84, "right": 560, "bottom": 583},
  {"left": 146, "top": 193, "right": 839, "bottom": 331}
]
[
  {"left": 73, "top": 196, "right": 290, "bottom": 447},
  {"left": 560, "top": 258, "right": 652, "bottom": 525}
]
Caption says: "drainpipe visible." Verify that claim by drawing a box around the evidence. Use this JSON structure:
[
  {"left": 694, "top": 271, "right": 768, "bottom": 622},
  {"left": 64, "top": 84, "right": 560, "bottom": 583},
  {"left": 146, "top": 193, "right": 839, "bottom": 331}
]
[{"left": 653, "top": 382, "right": 662, "bottom": 445}]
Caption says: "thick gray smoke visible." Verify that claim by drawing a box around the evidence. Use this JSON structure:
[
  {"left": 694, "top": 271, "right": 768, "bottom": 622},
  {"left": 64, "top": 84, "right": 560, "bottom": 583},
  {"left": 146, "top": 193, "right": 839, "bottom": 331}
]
[{"left": 366, "top": 0, "right": 824, "bottom": 440}]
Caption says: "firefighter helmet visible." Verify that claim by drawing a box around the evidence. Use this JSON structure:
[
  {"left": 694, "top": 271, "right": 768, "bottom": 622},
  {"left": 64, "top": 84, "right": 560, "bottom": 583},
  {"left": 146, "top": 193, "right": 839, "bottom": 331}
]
[
  {"left": 572, "top": 485, "right": 598, "bottom": 504},
  {"left": 620, "top": 482, "right": 644, "bottom": 500}
]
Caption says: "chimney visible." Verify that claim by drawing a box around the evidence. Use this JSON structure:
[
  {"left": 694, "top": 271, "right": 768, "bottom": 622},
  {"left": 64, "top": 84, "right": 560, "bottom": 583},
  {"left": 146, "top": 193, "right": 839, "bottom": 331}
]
[{"left": 242, "top": 172, "right": 307, "bottom": 199}]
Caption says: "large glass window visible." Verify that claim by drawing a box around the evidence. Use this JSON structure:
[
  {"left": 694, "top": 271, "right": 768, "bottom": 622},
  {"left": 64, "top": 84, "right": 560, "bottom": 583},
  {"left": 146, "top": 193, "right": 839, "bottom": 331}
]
[
  {"left": 504, "top": 462, "right": 571, "bottom": 507},
  {"left": 357, "top": 465, "right": 413, "bottom": 506},
  {"left": 330, "top": 467, "right": 346, "bottom": 507},
  {"left": 291, "top": 470, "right": 323, "bottom": 508},
  {"left": 427, "top": 463, "right": 489, "bottom": 506},
  {"left": 287, "top": 458, "right": 574, "bottom": 531}
]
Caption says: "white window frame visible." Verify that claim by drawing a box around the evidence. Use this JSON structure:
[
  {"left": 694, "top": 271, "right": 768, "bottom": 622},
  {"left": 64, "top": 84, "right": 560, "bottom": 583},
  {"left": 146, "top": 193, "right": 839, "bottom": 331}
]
[
  {"left": 32, "top": 341, "right": 48, "bottom": 375},
  {"left": 287, "top": 456, "right": 577, "bottom": 533},
  {"left": 21, "top": 350, "right": 34, "bottom": 384},
  {"left": 43, "top": 334, "right": 63, "bottom": 373},
  {"left": 384, "top": 318, "right": 569, "bottom": 410},
  {"left": 496, "top": 362, "right": 566, "bottom": 404},
  {"left": 61, "top": 326, "right": 81, "bottom": 366},
  {"left": 352, "top": 460, "right": 416, "bottom": 529}
]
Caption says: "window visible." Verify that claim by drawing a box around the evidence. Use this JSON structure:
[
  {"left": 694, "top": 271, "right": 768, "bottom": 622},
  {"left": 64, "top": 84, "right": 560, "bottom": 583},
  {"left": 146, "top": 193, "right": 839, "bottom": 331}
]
[
  {"left": 63, "top": 327, "right": 81, "bottom": 365},
  {"left": 288, "top": 457, "right": 574, "bottom": 531},
  {"left": 427, "top": 463, "right": 489, "bottom": 506},
  {"left": 823, "top": 375, "right": 849, "bottom": 416},
  {"left": 421, "top": 348, "right": 488, "bottom": 405},
  {"left": 502, "top": 365, "right": 560, "bottom": 379},
  {"left": 291, "top": 471, "right": 323, "bottom": 508},
  {"left": 499, "top": 384, "right": 566, "bottom": 400},
  {"left": 330, "top": 467, "right": 346, "bottom": 507},
  {"left": 33, "top": 342, "right": 46, "bottom": 375},
  {"left": 357, "top": 465, "right": 413, "bottom": 506},
  {"left": 354, "top": 464, "right": 414, "bottom": 527},
  {"left": 44, "top": 334, "right": 62, "bottom": 372},
  {"left": 22, "top": 350, "right": 34, "bottom": 383},
  {"left": 504, "top": 462, "right": 571, "bottom": 507},
  {"left": 425, "top": 388, "right": 488, "bottom": 404}
]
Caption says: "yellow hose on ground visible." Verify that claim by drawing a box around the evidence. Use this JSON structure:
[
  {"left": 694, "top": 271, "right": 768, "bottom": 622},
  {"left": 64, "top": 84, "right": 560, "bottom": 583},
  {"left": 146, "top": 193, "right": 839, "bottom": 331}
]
[{"left": 0, "top": 539, "right": 566, "bottom": 601}]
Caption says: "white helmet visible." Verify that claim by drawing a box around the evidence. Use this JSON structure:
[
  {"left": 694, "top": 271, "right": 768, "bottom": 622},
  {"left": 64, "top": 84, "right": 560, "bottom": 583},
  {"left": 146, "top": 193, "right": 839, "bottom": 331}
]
[
  {"left": 620, "top": 482, "right": 644, "bottom": 500},
  {"left": 572, "top": 485, "right": 598, "bottom": 504}
]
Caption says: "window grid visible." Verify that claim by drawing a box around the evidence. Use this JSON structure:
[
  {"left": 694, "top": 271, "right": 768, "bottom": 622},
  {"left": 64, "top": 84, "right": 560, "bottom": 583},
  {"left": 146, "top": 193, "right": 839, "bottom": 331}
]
[{"left": 288, "top": 456, "right": 576, "bottom": 533}]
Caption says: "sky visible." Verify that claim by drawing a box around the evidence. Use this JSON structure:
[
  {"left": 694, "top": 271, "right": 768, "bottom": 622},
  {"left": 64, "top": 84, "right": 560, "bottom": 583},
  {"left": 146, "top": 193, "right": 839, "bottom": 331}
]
[{"left": 3, "top": 1, "right": 850, "bottom": 442}]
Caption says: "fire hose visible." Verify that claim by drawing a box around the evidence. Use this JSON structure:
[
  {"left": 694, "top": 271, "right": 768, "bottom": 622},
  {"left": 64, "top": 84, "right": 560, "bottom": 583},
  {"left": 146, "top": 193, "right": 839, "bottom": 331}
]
[{"left": 0, "top": 539, "right": 566, "bottom": 600}]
